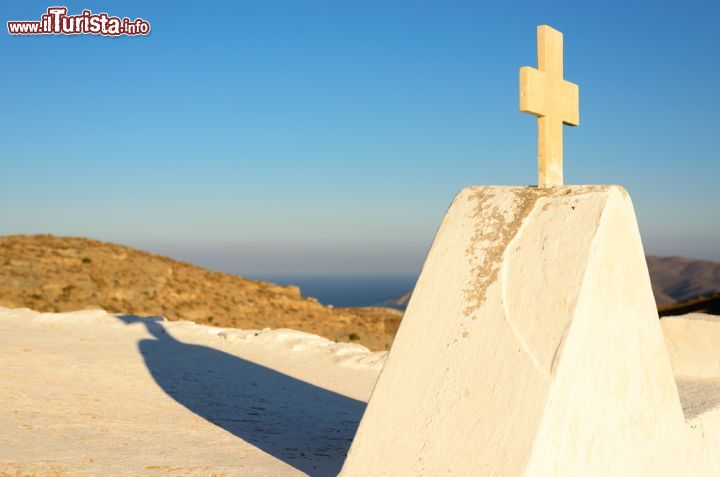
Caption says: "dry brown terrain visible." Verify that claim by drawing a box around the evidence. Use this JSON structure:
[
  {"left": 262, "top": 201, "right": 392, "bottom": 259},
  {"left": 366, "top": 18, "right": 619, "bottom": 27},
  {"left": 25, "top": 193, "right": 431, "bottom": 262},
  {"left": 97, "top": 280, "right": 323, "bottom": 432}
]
[{"left": 0, "top": 235, "right": 402, "bottom": 350}]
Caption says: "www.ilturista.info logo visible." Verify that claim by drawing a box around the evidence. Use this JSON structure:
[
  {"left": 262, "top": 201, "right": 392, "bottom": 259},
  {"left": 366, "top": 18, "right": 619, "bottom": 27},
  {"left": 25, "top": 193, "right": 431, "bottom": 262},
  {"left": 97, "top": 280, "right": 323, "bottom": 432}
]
[{"left": 7, "top": 7, "right": 150, "bottom": 36}]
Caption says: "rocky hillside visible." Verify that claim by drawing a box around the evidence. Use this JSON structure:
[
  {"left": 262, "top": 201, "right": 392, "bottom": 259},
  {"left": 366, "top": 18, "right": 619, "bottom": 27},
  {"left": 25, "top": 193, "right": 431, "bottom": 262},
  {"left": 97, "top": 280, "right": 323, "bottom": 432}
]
[{"left": 0, "top": 235, "right": 402, "bottom": 351}]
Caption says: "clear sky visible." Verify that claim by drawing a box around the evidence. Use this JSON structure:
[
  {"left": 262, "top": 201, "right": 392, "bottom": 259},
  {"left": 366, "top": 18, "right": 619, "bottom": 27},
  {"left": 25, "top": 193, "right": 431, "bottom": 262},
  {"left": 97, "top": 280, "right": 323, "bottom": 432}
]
[{"left": 2, "top": 1, "right": 719, "bottom": 276}]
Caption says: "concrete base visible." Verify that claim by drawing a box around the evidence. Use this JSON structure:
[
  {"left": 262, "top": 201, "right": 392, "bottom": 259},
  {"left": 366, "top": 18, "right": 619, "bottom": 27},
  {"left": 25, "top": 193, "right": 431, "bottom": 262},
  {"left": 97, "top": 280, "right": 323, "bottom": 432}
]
[{"left": 341, "top": 186, "right": 719, "bottom": 476}]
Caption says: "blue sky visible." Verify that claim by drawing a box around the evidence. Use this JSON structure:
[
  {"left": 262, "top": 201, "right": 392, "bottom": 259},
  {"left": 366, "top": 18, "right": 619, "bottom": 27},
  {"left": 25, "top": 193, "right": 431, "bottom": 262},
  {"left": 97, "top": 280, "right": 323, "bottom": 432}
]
[{"left": 2, "top": 1, "right": 719, "bottom": 275}]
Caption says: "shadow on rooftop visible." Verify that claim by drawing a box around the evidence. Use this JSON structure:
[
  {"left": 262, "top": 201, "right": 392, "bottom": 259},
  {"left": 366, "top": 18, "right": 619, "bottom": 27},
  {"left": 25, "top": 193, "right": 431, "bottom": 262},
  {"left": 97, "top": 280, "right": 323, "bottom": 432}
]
[{"left": 115, "top": 314, "right": 365, "bottom": 477}]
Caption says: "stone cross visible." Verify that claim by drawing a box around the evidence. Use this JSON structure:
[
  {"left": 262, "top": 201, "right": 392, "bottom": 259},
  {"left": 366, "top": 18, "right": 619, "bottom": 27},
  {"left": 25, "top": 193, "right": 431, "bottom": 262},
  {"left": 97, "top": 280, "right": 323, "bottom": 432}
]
[{"left": 520, "top": 25, "right": 580, "bottom": 188}]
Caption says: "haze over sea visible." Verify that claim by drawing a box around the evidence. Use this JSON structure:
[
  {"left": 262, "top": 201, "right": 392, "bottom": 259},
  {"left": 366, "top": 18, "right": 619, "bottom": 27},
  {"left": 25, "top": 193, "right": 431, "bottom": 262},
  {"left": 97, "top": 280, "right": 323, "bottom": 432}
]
[{"left": 249, "top": 274, "right": 416, "bottom": 308}]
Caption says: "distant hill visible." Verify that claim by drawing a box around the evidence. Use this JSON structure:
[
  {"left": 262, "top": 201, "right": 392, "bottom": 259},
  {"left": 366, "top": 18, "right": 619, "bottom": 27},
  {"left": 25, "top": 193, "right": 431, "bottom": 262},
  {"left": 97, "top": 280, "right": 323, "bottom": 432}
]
[
  {"left": 658, "top": 292, "right": 720, "bottom": 317},
  {"left": 646, "top": 256, "right": 720, "bottom": 306},
  {"left": 0, "top": 235, "right": 401, "bottom": 350},
  {"left": 383, "top": 255, "right": 720, "bottom": 312},
  {"left": 380, "top": 289, "right": 413, "bottom": 309}
]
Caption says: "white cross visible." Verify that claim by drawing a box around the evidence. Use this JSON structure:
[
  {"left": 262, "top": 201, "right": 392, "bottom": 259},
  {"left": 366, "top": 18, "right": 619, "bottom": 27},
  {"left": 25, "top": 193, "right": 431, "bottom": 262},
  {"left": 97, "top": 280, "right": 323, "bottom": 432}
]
[{"left": 520, "top": 25, "right": 580, "bottom": 188}]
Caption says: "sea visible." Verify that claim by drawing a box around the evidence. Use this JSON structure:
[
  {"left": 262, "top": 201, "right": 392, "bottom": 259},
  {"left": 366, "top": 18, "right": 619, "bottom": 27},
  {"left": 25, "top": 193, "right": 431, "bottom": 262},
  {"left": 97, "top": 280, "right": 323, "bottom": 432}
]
[{"left": 248, "top": 274, "right": 417, "bottom": 308}]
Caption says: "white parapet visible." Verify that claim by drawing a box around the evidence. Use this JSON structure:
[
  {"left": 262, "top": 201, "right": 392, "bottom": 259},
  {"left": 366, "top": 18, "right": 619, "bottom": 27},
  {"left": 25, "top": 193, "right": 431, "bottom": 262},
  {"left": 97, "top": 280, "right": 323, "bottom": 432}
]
[{"left": 342, "top": 185, "right": 718, "bottom": 476}]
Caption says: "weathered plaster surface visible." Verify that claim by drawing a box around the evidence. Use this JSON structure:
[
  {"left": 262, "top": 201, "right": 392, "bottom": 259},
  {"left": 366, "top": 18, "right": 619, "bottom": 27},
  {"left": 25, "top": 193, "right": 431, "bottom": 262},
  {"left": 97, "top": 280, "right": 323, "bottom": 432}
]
[{"left": 341, "top": 186, "right": 720, "bottom": 476}]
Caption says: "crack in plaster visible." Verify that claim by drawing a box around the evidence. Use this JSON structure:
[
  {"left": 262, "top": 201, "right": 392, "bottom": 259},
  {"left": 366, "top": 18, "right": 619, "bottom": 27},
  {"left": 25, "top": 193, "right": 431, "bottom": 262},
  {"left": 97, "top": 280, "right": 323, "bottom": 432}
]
[
  {"left": 463, "top": 188, "right": 545, "bottom": 317},
  {"left": 464, "top": 186, "right": 608, "bottom": 375}
]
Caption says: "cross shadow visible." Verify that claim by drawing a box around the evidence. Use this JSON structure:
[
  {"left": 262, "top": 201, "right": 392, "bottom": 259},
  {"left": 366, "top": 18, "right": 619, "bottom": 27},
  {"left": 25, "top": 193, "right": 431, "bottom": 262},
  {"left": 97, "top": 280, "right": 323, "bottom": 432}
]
[{"left": 115, "top": 314, "right": 366, "bottom": 476}]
